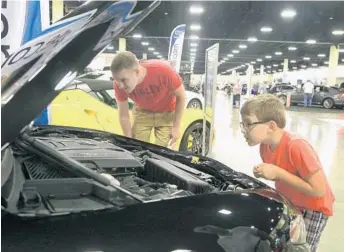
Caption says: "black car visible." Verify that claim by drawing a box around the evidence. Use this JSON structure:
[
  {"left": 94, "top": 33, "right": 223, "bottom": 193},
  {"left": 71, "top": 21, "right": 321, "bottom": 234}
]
[{"left": 1, "top": 1, "right": 309, "bottom": 252}]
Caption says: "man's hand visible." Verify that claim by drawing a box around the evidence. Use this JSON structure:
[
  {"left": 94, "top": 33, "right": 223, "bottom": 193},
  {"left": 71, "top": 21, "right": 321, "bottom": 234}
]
[
  {"left": 170, "top": 125, "right": 181, "bottom": 145},
  {"left": 253, "top": 163, "right": 281, "bottom": 181}
]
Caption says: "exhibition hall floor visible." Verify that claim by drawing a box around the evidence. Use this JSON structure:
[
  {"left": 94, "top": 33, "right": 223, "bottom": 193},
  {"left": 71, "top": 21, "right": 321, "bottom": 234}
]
[{"left": 211, "top": 92, "right": 344, "bottom": 252}]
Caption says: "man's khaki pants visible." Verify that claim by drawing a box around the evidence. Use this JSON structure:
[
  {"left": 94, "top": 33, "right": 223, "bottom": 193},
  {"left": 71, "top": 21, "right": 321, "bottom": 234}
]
[{"left": 132, "top": 109, "right": 174, "bottom": 147}]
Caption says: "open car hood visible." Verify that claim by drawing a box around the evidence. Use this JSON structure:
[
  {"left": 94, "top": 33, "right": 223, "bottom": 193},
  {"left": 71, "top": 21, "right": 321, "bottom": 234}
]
[{"left": 1, "top": 0, "right": 160, "bottom": 147}]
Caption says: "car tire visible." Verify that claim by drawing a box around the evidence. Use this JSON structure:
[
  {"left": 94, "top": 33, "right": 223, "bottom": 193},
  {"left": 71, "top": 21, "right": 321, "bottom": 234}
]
[
  {"left": 322, "top": 98, "right": 334, "bottom": 109},
  {"left": 187, "top": 98, "right": 202, "bottom": 109},
  {"left": 179, "top": 122, "right": 210, "bottom": 155},
  {"left": 278, "top": 95, "right": 287, "bottom": 106}
]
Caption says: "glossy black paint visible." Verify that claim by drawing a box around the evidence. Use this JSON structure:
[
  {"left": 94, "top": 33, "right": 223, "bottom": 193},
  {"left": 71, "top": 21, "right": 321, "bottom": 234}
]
[{"left": 2, "top": 189, "right": 283, "bottom": 252}]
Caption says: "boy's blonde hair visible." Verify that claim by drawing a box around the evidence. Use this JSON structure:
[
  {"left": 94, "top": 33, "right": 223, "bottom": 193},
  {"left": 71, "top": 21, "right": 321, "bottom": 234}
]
[
  {"left": 110, "top": 51, "right": 138, "bottom": 73},
  {"left": 240, "top": 94, "right": 286, "bottom": 128}
]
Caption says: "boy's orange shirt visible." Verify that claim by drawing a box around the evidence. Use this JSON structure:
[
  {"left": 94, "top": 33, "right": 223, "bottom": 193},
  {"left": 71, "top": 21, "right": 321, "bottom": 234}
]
[{"left": 260, "top": 131, "right": 335, "bottom": 216}]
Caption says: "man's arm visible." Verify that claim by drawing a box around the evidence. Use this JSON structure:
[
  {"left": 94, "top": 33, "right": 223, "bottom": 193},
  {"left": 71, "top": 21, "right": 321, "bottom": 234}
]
[
  {"left": 117, "top": 100, "right": 132, "bottom": 138},
  {"left": 172, "top": 85, "right": 186, "bottom": 128}
]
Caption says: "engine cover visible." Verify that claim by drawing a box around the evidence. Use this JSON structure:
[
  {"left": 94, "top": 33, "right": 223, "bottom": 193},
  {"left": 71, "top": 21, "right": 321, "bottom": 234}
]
[{"left": 36, "top": 137, "right": 143, "bottom": 171}]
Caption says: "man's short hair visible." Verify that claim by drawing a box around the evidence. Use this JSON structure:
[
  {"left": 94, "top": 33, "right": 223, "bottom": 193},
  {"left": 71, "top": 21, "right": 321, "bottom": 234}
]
[
  {"left": 110, "top": 51, "right": 138, "bottom": 73},
  {"left": 240, "top": 94, "right": 286, "bottom": 128}
]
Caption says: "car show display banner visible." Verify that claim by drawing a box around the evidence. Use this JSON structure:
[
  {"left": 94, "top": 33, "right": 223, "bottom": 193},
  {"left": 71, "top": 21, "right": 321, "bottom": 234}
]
[
  {"left": 203, "top": 43, "right": 219, "bottom": 156},
  {"left": 168, "top": 24, "right": 186, "bottom": 73},
  {"left": 1, "top": 0, "right": 50, "bottom": 125},
  {"left": 1, "top": 0, "right": 49, "bottom": 63}
]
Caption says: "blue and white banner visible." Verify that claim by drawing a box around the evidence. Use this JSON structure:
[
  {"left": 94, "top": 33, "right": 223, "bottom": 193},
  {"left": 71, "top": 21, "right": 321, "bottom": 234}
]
[
  {"left": 1, "top": 0, "right": 50, "bottom": 125},
  {"left": 1, "top": 0, "right": 50, "bottom": 62},
  {"left": 168, "top": 24, "right": 186, "bottom": 73}
]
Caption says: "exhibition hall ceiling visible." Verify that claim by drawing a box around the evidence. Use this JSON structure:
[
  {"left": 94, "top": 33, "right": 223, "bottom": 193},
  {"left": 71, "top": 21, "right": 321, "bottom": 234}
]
[{"left": 65, "top": 1, "right": 344, "bottom": 74}]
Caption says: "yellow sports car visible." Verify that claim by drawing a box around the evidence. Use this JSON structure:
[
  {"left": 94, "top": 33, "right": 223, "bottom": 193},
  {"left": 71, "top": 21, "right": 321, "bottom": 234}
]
[{"left": 47, "top": 78, "right": 211, "bottom": 154}]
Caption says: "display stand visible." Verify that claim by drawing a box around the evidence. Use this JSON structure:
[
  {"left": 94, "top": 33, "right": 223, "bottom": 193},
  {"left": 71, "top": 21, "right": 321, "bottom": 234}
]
[{"left": 202, "top": 43, "right": 219, "bottom": 156}]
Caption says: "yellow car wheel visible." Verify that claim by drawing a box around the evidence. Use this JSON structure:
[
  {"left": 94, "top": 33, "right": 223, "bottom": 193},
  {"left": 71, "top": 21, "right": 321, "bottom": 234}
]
[{"left": 179, "top": 121, "right": 210, "bottom": 155}]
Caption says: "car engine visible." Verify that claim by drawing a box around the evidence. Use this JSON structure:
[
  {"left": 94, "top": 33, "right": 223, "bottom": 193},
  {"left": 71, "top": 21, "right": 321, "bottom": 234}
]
[{"left": 9, "top": 135, "right": 238, "bottom": 215}]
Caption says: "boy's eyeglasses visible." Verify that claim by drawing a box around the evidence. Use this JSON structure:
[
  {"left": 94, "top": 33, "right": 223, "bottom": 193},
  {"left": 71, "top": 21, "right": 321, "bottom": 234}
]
[{"left": 240, "top": 121, "right": 265, "bottom": 131}]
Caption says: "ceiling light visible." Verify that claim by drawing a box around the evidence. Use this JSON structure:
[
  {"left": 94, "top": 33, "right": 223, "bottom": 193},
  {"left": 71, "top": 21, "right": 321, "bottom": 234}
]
[
  {"left": 190, "top": 43, "right": 198, "bottom": 47},
  {"left": 278, "top": 69, "right": 282, "bottom": 72},
  {"left": 164, "top": 12, "right": 168, "bottom": 15},
  {"left": 141, "top": 41, "right": 149, "bottom": 46},
  {"left": 301, "top": 65, "right": 307, "bottom": 68},
  {"left": 148, "top": 47, "right": 155, "bottom": 51},
  {"left": 306, "top": 39, "right": 316, "bottom": 44},
  {"left": 273, "top": 64, "right": 278, "bottom": 67},
  {"left": 189, "top": 6, "right": 204, "bottom": 14},
  {"left": 339, "top": 49, "right": 344, "bottom": 53},
  {"left": 190, "top": 48, "right": 197, "bottom": 52},
  {"left": 272, "top": 70, "right": 276, "bottom": 73},
  {"left": 227, "top": 54, "right": 234, "bottom": 57},
  {"left": 153, "top": 52, "right": 159, "bottom": 55},
  {"left": 275, "top": 52, "right": 282, "bottom": 55},
  {"left": 267, "top": 71, "right": 271, "bottom": 73},
  {"left": 158, "top": 55, "right": 163, "bottom": 58},
  {"left": 133, "top": 33, "right": 142, "bottom": 39},
  {"left": 107, "top": 45, "right": 114, "bottom": 50},
  {"left": 281, "top": 9, "right": 296, "bottom": 18},
  {"left": 251, "top": 61, "right": 256, "bottom": 64},
  {"left": 303, "top": 57, "right": 310, "bottom": 61},
  {"left": 290, "top": 60, "right": 296, "bottom": 63},
  {"left": 261, "top": 26, "right": 273, "bottom": 32},
  {"left": 332, "top": 30, "right": 344, "bottom": 36},
  {"left": 280, "top": 63, "right": 284, "bottom": 66},
  {"left": 266, "top": 65, "right": 272, "bottom": 68},
  {"left": 239, "top": 44, "right": 247, "bottom": 49},
  {"left": 190, "top": 24, "right": 201, "bottom": 31},
  {"left": 312, "top": 63, "right": 318, "bottom": 67},
  {"left": 189, "top": 35, "right": 199, "bottom": 40},
  {"left": 342, "top": 59, "right": 344, "bottom": 62},
  {"left": 292, "top": 67, "right": 297, "bottom": 70},
  {"left": 247, "top": 37, "right": 257, "bottom": 42},
  {"left": 324, "top": 61, "right": 329, "bottom": 64},
  {"left": 265, "top": 55, "right": 272, "bottom": 59},
  {"left": 257, "top": 58, "right": 262, "bottom": 62},
  {"left": 232, "top": 50, "right": 240, "bottom": 54},
  {"left": 288, "top": 46, "right": 297, "bottom": 51},
  {"left": 317, "top": 54, "right": 326, "bottom": 58}
]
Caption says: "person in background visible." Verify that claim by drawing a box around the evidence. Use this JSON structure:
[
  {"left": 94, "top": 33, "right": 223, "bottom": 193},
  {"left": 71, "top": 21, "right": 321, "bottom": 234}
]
[
  {"left": 258, "top": 82, "right": 267, "bottom": 94},
  {"left": 111, "top": 51, "right": 185, "bottom": 149},
  {"left": 253, "top": 82, "right": 259, "bottom": 96},
  {"left": 303, "top": 80, "right": 314, "bottom": 107},
  {"left": 240, "top": 94, "right": 334, "bottom": 252},
  {"left": 232, "top": 79, "right": 242, "bottom": 108}
]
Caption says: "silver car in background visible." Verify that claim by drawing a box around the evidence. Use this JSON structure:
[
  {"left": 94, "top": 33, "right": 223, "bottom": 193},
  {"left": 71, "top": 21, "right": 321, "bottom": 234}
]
[{"left": 273, "top": 84, "right": 344, "bottom": 109}]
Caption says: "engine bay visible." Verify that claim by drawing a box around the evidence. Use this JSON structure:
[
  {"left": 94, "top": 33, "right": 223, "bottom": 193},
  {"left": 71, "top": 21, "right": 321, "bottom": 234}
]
[{"left": 2, "top": 133, "right": 246, "bottom": 216}]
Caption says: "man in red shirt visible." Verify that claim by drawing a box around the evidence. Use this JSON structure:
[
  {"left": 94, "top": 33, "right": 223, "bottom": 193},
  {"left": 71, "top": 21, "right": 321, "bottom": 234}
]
[{"left": 111, "top": 51, "right": 185, "bottom": 148}]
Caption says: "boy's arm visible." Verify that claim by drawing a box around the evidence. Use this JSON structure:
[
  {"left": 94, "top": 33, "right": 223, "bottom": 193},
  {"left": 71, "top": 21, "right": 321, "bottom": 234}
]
[{"left": 276, "top": 168, "right": 325, "bottom": 197}]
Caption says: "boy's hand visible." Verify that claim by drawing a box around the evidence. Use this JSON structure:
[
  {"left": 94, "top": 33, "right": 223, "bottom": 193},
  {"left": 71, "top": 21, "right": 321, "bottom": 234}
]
[{"left": 253, "top": 163, "right": 281, "bottom": 181}]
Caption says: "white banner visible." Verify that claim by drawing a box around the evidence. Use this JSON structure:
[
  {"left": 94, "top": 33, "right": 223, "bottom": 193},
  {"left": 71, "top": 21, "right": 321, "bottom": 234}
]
[
  {"left": 203, "top": 43, "right": 219, "bottom": 156},
  {"left": 168, "top": 24, "right": 186, "bottom": 73},
  {"left": 1, "top": 0, "right": 50, "bottom": 64}
]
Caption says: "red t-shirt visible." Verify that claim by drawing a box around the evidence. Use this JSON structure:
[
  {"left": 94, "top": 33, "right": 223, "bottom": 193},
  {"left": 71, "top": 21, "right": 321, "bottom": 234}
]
[
  {"left": 113, "top": 60, "right": 182, "bottom": 112},
  {"left": 260, "top": 131, "right": 335, "bottom": 216}
]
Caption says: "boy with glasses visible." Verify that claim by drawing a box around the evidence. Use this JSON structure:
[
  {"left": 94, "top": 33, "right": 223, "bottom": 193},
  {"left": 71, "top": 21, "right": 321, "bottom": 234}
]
[{"left": 240, "top": 94, "right": 334, "bottom": 252}]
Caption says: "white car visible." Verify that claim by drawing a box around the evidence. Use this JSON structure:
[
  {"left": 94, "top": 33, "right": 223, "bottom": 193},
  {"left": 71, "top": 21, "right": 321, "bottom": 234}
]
[
  {"left": 185, "top": 87, "right": 204, "bottom": 109},
  {"left": 78, "top": 71, "right": 204, "bottom": 109}
]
